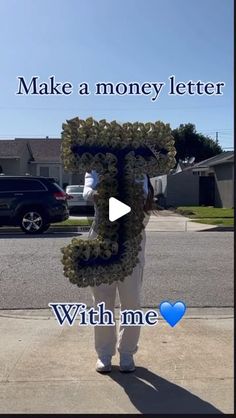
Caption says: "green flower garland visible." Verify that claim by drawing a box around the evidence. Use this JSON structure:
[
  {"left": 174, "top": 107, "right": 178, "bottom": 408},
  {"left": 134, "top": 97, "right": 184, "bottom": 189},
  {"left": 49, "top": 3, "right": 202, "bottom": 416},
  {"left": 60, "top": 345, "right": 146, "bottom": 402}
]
[{"left": 61, "top": 117, "right": 176, "bottom": 287}]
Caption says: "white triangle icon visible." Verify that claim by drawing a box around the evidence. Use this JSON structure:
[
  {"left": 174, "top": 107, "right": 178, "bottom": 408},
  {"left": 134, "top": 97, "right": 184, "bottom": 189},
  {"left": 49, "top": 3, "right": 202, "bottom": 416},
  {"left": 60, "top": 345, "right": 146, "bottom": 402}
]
[{"left": 109, "top": 197, "right": 131, "bottom": 222}]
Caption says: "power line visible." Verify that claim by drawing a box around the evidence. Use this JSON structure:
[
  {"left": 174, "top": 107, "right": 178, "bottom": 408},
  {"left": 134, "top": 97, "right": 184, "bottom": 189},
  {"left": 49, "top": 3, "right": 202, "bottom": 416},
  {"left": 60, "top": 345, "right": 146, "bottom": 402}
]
[{"left": 201, "top": 131, "right": 233, "bottom": 134}]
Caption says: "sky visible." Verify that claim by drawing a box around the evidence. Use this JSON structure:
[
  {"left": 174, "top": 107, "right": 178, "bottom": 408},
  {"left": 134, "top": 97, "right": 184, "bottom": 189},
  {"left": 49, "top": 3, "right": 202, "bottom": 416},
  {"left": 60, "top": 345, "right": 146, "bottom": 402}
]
[{"left": 0, "top": 0, "right": 233, "bottom": 149}]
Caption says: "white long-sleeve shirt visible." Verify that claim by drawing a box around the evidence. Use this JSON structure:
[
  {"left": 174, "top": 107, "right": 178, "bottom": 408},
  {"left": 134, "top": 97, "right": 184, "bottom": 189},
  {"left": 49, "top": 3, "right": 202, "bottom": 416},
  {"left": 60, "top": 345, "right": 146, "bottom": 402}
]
[{"left": 83, "top": 170, "right": 148, "bottom": 203}]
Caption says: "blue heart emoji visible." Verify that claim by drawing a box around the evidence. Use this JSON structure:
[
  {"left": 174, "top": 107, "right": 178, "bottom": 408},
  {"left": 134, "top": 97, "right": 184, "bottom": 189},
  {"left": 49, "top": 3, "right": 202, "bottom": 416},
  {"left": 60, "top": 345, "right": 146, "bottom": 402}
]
[{"left": 159, "top": 301, "right": 186, "bottom": 327}]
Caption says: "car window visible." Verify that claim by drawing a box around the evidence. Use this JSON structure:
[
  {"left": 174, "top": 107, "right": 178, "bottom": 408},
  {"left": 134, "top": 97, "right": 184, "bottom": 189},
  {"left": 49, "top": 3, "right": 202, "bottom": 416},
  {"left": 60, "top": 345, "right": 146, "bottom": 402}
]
[
  {"left": 66, "top": 186, "right": 83, "bottom": 193},
  {"left": 0, "top": 179, "right": 46, "bottom": 191},
  {"left": 0, "top": 179, "right": 13, "bottom": 191},
  {"left": 52, "top": 182, "right": 65, "bottom": 192}
]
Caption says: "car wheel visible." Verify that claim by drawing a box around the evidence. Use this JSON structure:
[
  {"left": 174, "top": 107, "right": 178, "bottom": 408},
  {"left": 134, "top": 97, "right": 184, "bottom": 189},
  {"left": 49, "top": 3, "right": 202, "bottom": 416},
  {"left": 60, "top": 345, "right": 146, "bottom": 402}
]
[{"left": 19, "top": 210, "right": 46, "bottom": 234}]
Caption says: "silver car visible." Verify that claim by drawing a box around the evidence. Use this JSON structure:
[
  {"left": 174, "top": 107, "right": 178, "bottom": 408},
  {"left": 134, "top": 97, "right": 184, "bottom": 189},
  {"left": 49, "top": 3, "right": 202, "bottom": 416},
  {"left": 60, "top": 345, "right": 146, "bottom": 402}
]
[{"left": 65, "top": 185, "right": 93, "bottom": 212}]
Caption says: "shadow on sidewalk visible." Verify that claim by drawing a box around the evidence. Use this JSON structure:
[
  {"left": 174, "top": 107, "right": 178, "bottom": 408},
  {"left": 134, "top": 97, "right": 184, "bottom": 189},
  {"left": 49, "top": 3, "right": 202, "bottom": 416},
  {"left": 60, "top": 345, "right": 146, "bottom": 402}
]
[
  {"left": 108, "top": 366, "right": 223, "bottom": 414},
  {"left": 197, "top": 226, "right": 234, "bottom": 232}
]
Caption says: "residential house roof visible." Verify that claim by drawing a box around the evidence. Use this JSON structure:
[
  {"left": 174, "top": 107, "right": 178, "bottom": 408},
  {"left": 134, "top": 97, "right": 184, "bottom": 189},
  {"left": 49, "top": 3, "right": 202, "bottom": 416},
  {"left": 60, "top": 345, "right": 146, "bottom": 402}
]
[
  {"left": 24, "top": 139, "right": 61, "bottom": 162},
  {"left": 2, "top": 140, "right": 233, "bottom": 169},
  {"left": 0, "top": 138, "right": 62, "bottom": 163},
  {"left": 192, "top": 151, "right": 234, "bottom": 170},
  {"left": 0, "top": 139, "right": 27, "bottom": 158},
  {"left": 9, "top": 138, "right": 61, "bottom": 163}
]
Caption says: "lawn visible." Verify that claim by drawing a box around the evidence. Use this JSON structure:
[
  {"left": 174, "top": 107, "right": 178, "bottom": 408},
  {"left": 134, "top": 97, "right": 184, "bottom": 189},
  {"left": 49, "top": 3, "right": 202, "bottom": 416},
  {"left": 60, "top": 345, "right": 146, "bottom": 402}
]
[
  {"left": 175, "top": 206, "right": 234, "bottom": 227},
  {"left": 53, "top": 218, "right": 93, "bottom": 226}
]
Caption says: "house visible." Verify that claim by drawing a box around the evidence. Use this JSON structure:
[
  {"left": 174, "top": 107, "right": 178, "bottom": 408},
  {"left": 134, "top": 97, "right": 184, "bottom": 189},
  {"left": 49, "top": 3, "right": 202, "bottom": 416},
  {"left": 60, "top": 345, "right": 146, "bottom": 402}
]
[
  {"left": 150, "top": 159, "right": 196, "bottom": 205},
  {"left": 0, "top": 140, "right": 30, "bottom": 176},
  {"left": 0, "top": 138, "right": 84, "bottom": 188},
  {"left": 151, "top": 151, "right": 234, "bottom": 208},
  {"left": 192, "top": 152, "right": 234, "bottom": 208}
]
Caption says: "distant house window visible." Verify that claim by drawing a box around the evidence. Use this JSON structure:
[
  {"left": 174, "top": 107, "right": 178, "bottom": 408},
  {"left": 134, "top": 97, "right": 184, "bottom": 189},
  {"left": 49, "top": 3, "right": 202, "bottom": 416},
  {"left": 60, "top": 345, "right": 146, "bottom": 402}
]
[{"left": 39, "top": 166, "right": 50, "bottom": 177}]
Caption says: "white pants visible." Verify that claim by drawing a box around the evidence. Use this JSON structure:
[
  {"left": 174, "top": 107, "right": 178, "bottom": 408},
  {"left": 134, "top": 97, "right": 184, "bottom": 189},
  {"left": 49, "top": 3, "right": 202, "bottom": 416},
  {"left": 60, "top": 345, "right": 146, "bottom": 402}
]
[{"left": 89, "top": 227, "right": 146, "bottom": 357}]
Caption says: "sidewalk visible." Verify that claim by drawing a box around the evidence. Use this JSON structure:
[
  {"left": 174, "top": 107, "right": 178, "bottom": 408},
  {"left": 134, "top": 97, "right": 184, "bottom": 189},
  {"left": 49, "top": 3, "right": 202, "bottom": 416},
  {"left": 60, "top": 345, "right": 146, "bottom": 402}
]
[
  {"left": 0, "top": 308, "right": 233, "bottom": 414},
  {"left": 146, "top": 211, "right": 221, "bottom": 232},
  {"left": 0, "top": 214, "right": 227, "bottom": 234}
]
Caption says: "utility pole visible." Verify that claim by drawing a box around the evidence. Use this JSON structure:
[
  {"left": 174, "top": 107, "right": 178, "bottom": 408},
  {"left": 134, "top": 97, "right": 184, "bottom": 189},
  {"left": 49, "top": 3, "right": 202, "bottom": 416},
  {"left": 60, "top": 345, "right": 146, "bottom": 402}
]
[{"left": 215, "top": 131, "right": 219, "bottom": 144}]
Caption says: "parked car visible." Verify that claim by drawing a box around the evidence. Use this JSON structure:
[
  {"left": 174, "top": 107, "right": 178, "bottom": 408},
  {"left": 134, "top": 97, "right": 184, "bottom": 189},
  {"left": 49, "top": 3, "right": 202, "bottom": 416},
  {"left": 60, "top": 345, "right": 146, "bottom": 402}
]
[
  {"left": 0, "top": 176, "right": 69, "bottom": 234},
  {"left": 65, "top": 185, "right": 94, "bottom": 213}
]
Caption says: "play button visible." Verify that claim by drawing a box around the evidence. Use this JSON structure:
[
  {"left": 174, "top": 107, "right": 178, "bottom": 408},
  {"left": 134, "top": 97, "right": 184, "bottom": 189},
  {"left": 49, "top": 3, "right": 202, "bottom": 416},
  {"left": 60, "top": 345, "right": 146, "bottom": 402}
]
[{"left": 109, "top": 197, "right": 131, "bottom": 222}]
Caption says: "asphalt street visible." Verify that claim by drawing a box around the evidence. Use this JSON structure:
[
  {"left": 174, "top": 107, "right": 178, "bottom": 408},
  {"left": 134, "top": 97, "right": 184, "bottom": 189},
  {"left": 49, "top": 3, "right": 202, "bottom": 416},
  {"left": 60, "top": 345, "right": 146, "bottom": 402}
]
[{"left": 0, "top": 231, "right": 233, "bottom": 309}]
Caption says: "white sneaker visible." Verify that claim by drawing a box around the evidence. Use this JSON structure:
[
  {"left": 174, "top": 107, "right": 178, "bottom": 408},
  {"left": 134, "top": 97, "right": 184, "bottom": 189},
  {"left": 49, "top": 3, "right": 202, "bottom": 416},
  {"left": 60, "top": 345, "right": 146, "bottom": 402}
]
[
  {"left": 119, "top": 354, "right": 136, "bottom": 372},
  {"left": 96, "top": 355, "right": 112, "bottom": 373}
]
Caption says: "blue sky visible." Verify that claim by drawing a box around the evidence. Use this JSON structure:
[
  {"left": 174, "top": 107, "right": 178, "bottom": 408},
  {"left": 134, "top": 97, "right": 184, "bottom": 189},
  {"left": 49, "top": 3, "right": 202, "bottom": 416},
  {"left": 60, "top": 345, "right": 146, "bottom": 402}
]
[{"left": 0, "top": 0, "right": 233, "bottom": 149}]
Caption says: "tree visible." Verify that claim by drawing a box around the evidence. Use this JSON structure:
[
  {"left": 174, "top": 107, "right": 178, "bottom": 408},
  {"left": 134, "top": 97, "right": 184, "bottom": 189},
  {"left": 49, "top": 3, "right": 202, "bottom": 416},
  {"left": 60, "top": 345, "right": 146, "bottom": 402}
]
[{"left": 172, "top": 123, "right": 223, "bottom": 163}]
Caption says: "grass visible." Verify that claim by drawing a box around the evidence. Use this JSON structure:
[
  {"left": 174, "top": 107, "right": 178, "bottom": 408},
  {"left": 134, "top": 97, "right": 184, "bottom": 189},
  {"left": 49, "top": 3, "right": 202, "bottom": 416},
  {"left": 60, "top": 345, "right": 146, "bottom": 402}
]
[
  {"left": 176, "top": 206, "right": 234, "bottom": 218},
  {"left": 53, "top": 218, "right": 93, "bottom": 226},
  {"left": 175, "top": 206, "right": 234, "bottom": 227}
]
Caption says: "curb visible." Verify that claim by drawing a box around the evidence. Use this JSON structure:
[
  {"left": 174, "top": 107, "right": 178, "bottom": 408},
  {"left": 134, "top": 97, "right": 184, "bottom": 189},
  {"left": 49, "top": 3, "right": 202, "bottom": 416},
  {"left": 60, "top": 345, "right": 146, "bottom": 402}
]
[
  {"left": 0, "top": 225, "right": 91, "bottom": 234},
  {"left": 50, "top": 226, "right": 91, "bottom": 233},
  {"left": 0, "top": 225, "right": 233, "bottom": 234}
]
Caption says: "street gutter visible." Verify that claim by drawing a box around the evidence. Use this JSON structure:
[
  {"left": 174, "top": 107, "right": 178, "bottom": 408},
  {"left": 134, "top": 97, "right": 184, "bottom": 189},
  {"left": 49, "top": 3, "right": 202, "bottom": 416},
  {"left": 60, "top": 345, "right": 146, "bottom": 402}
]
[
  {"left": 0, "top": 225, "right": 233, "bottom": 234},
  {"left": 0, "top": 225, "right": 91, "bottom": 234}
]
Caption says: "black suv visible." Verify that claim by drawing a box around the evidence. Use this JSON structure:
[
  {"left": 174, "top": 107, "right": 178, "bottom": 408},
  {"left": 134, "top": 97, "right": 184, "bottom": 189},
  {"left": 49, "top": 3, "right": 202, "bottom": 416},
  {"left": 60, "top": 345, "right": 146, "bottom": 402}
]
[{"left": 0, "top": 176, "right": 69, "bottom": 234}]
